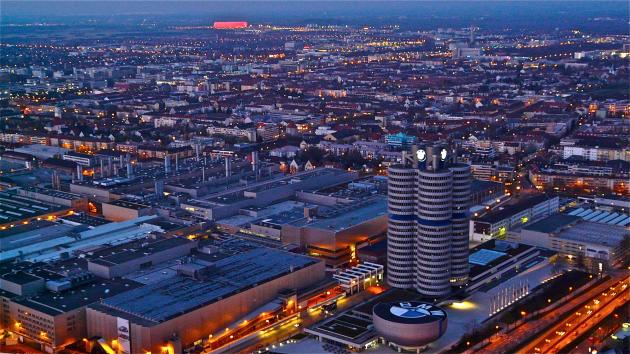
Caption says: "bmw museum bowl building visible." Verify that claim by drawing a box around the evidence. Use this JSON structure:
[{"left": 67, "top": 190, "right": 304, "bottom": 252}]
[{"left": 373, "top": 301, "right": 448, "bottom": 350}]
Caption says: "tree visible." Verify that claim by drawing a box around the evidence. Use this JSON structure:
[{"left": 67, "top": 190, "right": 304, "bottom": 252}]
[
  {"left": 298, "top": 147, "right": 326, "bottom": 166},
  {"left": 574, "top": 253, "right": 587, "bottom": 271},
  {"left": 551, "top": 255, "right": 566, "bottom": 275},
  {"left": 340, "top": 150, "right": 365, "bottom": 169}
]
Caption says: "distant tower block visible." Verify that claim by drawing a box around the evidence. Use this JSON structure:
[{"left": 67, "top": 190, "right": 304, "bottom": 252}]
[
  {"left": 52, "top": 171, "right": 61, "bottom": 190},
  {"left": 126, "top": 161, "right": 133, "bottom": 178},
  {"left": 251, "top": 151, "right": 259, "bottom": 178},
  {"left": 155, "top": 180, "right": 164, "bottom": 197},
  {"left": 225, "top": 157, "right": 232, "bottom": 178},
  {"left": 76, "top": 165, "right": 83, "bottom": 182},
  {"left": 164, "top": 155, "right": 171, "bottom": 174}
]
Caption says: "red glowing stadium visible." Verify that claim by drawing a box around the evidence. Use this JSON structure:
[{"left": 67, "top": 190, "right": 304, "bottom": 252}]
[{"left": 213, "top": 21, "right": 248, "bottom": 29}]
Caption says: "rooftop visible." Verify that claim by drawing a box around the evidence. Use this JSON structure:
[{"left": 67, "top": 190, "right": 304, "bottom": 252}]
[
  {"left": 523, "top": 214, "right": 581, "bottom": 233},
  {"left": 289, "top": 197, "right": 387, "bottom": 231},
  {"left": 89, "top": 237, "right": 194, "bottom": 266},
  {"left": 19, "top": 186, "right": 86, "bottom": 201},
  {"left": 13, "top": 278, "right": 142, "bottom": 316},
  {"left": 477, "top": 194, "right": 553, "bottom": 224},
  {"left": 468, "top": 239, "right": 538, "bottom": 278},
  {"left": 0, "top": 190, "right": 69, "bottom": 225},
  {"left": 96, "top": 247, "right": 318, "bottom": 324},
  {"left": 109, "top": 199, "right": 151, "bottom": 210},
  {"left": 555, "top": 222, "right": 628, "bottom": 246}
]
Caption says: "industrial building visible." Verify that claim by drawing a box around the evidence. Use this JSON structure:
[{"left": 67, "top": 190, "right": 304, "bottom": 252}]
[
  {"left": 469, "top": 194, "right": 559, "bottom": 243},
  {"left": 509, "top": 214, "right": 628, "bottom": 271},
  {"left": 0, "top": 214, "right": 163, "bottom": 262},
  {"left": 0, "top": 261, "right": 142, "bottom": 353},
  {"left": 101, "top": 198, "right": 154, "bottom": 221},
  {"left": 282, "top": 197, "right": 387, "bottom": 267},
  {"left": 214, "top": 176, "right": 388, "bottom": 267},
  {"left": 14, "top": 186, "right": 89, "bottom": 211},
  {"left": 0, "top": 189, "right": 71, "bottom": 229},
  {"left": 181, "top": 168, "right": 357, "bottom": 221},
  {"left": 86, "top": 246, "right": 325, "bottom": 354}
]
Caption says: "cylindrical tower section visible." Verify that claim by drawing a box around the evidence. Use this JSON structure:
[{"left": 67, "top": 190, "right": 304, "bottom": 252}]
[
  {"left": 387, "top": 165, "right": 417, "bottom": 289},
  {"left": 449, "top": 164, "right": 471, "bottom": 286},
  {"left": 415, "top": 169, "right": 453, "bottom": 298}
]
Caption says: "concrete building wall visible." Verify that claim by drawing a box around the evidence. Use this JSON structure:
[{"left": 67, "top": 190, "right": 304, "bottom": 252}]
[
  {"left": 0, "top": 278, "right": 45, "bottom": 296},
  {"left": 249, "top": 224, "right": 282, "bottom": 239},
  {"left": 15, "top": 189, "right": 89, "bottom": 211},
  {"left": 70, "top": 184, "right": 118, "bottom": 202},
  {"left": 11, "top": 302, "right": 85, "bottom": 351},
  {"left": 101, "top": 203, "right": 152, "bottom": 222},
  {"left": 281, "top": 214, "right": 386, "bottom": 266}
]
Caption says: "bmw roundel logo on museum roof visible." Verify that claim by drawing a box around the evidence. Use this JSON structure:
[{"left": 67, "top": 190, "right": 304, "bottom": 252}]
[{"left": 389, "top": 302, "right": 445, "bottom": 320}]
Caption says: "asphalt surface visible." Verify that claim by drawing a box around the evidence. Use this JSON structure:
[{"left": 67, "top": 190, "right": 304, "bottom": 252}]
[
  {"left": 523, "top": 277, "right": 629, "bottom": 354},
  {"left": 477, "top": 272, "right": 628, "bottom": 354}
]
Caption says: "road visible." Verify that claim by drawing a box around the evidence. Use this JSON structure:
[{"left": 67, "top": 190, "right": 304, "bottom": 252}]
[
  {"left": 566, "top": 303, "right": 628, "bottom": 354},
  {"left": 213, "top": 290, "right": 376, "bottom": 354},
  {"left": 477, "top": 273, "right": 627, "bottom": 354},
  {"left": 521, "top": 277, "right": 629, "bottom": 354}
]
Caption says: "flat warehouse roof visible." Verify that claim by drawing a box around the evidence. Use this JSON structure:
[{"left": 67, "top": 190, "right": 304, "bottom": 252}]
[
  {"left": 13, "top": 278, "right": 142, "bottom": 316},
  {"left": 556, "top": 222, "right": 627, "bottom": 246},
  {"left": 523, "top": 214, "right": 580, "bottom": 234},
  {"left": 0, "top": 191, "right": 68, "bottom": 224},
  {"left": 290, "top": 198, "right": 387, "bottom": 231},
  {"left": 99, "top": 247, "right": 318, "bottom": 323},
  {"left": 89, "top": 237, "right": 193, "bottom": 266}
]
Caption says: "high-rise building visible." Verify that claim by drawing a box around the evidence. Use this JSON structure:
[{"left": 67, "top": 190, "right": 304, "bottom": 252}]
[{"left": 387, "top": 144, "right": 472, "bottom": 298}]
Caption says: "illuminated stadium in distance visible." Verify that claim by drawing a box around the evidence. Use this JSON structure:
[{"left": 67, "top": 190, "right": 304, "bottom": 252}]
[{"left": 213, "top": 21, "right": 248, "bottom": 29}]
